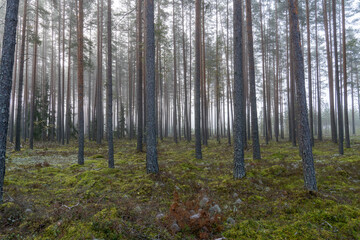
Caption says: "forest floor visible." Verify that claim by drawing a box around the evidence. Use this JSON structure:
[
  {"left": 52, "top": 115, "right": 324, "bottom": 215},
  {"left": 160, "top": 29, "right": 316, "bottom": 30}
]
[{"left": 1, "top": 138, "right": 360, "bottom": 239}]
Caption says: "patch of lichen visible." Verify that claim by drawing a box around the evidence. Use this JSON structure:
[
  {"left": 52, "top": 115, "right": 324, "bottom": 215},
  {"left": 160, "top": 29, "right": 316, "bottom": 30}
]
[{"left": 1, "top": 138, "right": 360, "bottom": 239}]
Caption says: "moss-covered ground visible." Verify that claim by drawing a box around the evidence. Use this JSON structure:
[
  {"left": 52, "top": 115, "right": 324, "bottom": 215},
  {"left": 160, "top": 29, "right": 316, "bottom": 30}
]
[{"left": 1, "top": 138, "right": 360, "bottom": 239}]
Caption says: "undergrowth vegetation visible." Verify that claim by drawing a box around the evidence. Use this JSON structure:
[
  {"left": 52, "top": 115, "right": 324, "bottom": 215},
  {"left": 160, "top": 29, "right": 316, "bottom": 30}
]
[{"left": 1, "top": 138, "right": 360, "bottom": 239}]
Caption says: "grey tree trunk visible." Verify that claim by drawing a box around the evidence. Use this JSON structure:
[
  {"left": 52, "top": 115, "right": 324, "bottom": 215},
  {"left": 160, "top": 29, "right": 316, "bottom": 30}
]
[
  {"left": 233, "top": 0, "right": 246, "bottom": 179},
  {"left": 323, "top": 0, "right": 337, "bottom": 143},
  {"left": 107, "top": 0, "right": 114, "bottom": 168},
  {"left": 342, "top": 0, "right": 350, "bottom": 148},
  {"left": 136, "top": 0, "right": 143, "bottom": 152},
  {"left": 145, "top": 0, "right": 159, "bottom": 174},
  {"left": 246, "top": 0, "right": 261, "bottom": 160},
  {"left": 332, "top": 0, "right": 344, "bottom": 154},
  {"left": 288, "top": 0, "right": 317, "bottom": 192},
  {"left": 0, "top": 0, "right": 20, "bottom": 204},
  {"left": 306, "top": 0, "right": 314, "bottom": 146},
  {"left": 195, "top": 0, "right": 202, "bottom": 159},
  {"left": 15, "top": 0, "right": 28, "bottom": 151},
  {"left": 173, "top": 0, "right": 178, "bottom": 144},
  {"left": 29, "top": 0, "right": 39, "bottom": 150},
  {"left": 77, "top": 0, "right": 85, "bottom": 165}
]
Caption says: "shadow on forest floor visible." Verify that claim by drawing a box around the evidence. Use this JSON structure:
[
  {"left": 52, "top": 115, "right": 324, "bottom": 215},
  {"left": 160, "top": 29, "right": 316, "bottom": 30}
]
[{"left": 1, "top": 138, "right": 360, "bottom": 239}]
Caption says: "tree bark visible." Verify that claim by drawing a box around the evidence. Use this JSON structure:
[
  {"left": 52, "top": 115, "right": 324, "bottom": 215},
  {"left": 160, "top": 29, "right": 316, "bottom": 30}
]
[
  {"left": 306, "top": 0, "right": 314, "bottom": 146},
  {"left": 107, "top": 0, "right": 114, "bottom": 168},
  {"left": 77, "top": 0, "right": 85, "bottom": 165},
  {"left": 332, "top": 0, "right": 344, "bottom": 154},
  {"left": 15, "top": 0, "right": 28, "bottom": 151},
  {"left": 246, "top": 0, "right": 261, "bottom": 160},
  {"left": 233, "top": 0, "right": 246, "bottom": 179},
  {"left": 342, "top": 0, "right": 350, "bottom": 148},
  {"left": 288, "top": 0, "right": 317, "bottom": 192},
  {"left": 195, "top": 0, "right": 202, "bottom": 159},
  {"left": 0, "top": 0, "right": 20, "bottom": 204},
  {"left": 145, "top": 0, "right": 159, "bottom": 174},
  {"left": 29, "top": 0, "right": 39, "bottom": 150}
]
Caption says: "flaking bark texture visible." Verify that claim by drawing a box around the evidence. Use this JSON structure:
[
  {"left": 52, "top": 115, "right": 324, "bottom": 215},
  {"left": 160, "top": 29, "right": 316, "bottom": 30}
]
[
  {"left": 233, "top": 0, "right": 246, "bottom": 179},
  {"left": 145, "top": 0, "right": 159, "bottom": 174},
  {"left": 288, "top": 0, "right": 317, "bottom": 191},
  {"left": 0, "top": 0, "right": 20, "bottom": 203}
]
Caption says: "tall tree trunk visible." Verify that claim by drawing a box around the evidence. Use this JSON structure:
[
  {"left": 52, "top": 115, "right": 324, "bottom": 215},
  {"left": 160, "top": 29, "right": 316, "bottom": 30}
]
[
  {"left": 342, "top": 0, "right": 350, "bottom": 148},
  {"left": 173, "top": 0, "right": 178, "bottom": 143},
  {"left": 182, "top": 0, "right": 189, "bottom": 142},
  {"left": 226, "top": 0, "right": 231, "bottom": 146},
  {"left": 15, "top": 0, "right": 28, "bottom": 151},
  {"left": 57, "top": 2, "right": 62, "bottom": 143},
  {"left": 323, "top": 0, "right": 337, "bottom": 143},
  {"left": 274, "top": 0, "right": 279, "bottom": 142},
  {"left": 288, "top": 0, "right": 317, "bottom": 192},
  {"left": 29, "top": 0, "right": 39, "bottom": 150},
  {"left": 351, "top": 63, "right": 355, "bottom": 135},
  {"left": 77, "top": 0, "right": 85, "bottom": 165},
  {"left": 332, "top": 0, "right": 344, "bottom": 154},
  {"left": 195, "top": 0, "right": 202, "bottom": 159},
  {"left": 259, "top": 0, "right": 268, "bottom": 144},
  {"left": 315, "top": 0, "right": 322, "bottom": 141},
  {"left": 9, "top": 22, "right": 19, "bottom": 144},
  {"left": 233, "top": 0, "right": 246, "bottom": 179},
  {"left": 145, "top": 0, "right": 159, "bottom": 173},
  {"left": 215, "top": 0, "right": 220, "bottom": 143},
  {"left": 136, "top": 0, "right": 143, "bottom": 151},
  {"left": 306, "top": 0, "right": 314, "bottom": 146},
  {"left": 0, "top": 0, "right": 20, "bottom": 204},
  {"left": 246, "top": 0, "right": 261, "bottom": 160},
  {"left": 61, "top": 0, "right": 65, "bottom": 145},
  {"left": 66, "top": 20, "right": 72, "bottom": 144},
  {"left": 107, "top": 0, "right": 114, "bottom": 168}
]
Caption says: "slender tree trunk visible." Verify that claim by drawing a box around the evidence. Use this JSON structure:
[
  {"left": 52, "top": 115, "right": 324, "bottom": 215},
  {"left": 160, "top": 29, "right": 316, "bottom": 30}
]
[
  {"left": 136, "top": 0, "right": 143, "bottom": 151},
  {"left": 145, "top": 0, "right": 159, "bottom": 173},
  {"left": 182, "top": 1, "right": 189, "bottom": 142},
  {"left": 246, "top": 0, "right": 261, "bottom": 160},
  {"left": 77, "top": 0, "right": 85, "bottom": 165},
  {"left": 0, "top": 0, "right": 20, "bottom": 204},
  {"left": 323, "top": 0, "right": 337, "bottom": 143},
  {"left": 306, "top": 0, "right": 314, "bottom": 146},
  {"left": 29, "top": 0, "right": 39, "bottom": 150},
  {"left": 315, "top": 0, "right": 322, "bottom": 141},
  {"left": 195, "top": 0, "right": 202, "bottom": 159},
  {"left": 226, "top": 0, "right": 231, "bottom": 146},
  {"left": 15, "top": 0, "right": 28, "bottom": 151},
  {"left": 173, "top": 0, "right": 178, "bottom": 143},
  {"left": 260, "top": 0, "right": 268, "bottom": 144},
  {"left": 9, "top": 23, "right": 19, "bottom": 144},
  {"left": 215, "top": 0, "right": 220, "bottom": 143},
  {"left": 351, "top": 63, "right": 355, "bottom": 135},
  {"left": 233, "top": 0, "right": 245, "bottom": 179},
  {"left": 342, "top": 0, "right": 350, "bottom": 148},
  {"left": 288, "top": 0, "right": 317, "bottom": 192},
  {"left": 107, "top": 0, "right": 114, "bottom": 168},
  {"left": 274, "top": 0, "right": 279, "bottom": 142},
  {"left": 66, "top": 20, "right": 72, "bottom": 144},
  {"left": 332, "top": 0, "right": 344, "bottom": 154}
]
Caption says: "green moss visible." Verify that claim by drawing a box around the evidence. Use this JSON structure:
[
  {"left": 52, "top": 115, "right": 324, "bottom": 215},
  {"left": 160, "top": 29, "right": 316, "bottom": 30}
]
[
  {"left": 260, "top": 165, "right": 286, "bottom": 177},
  {"left": 2, "top": 139, "right": 360, "bottom": 239}
]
